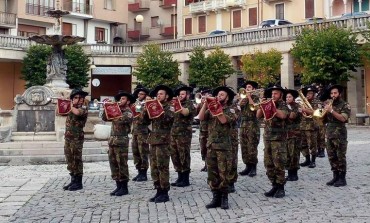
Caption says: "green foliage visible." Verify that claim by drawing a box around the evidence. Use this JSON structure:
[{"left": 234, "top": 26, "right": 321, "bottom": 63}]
[
  {"left": 21, "top": 45, "right": 51, "bottom": 88},
  {"left": 64, "top": 44, "right": 90, "bottom": 89},
  {"left": 133, "top": 43, "right": 181, "bottom": 89},
  {"left": 241, "top": 48, "right": 282, "bottom": 88},
  {"left": 188, "top": 47, "right": 235, "bottom": 88},
  {"left": 291, "top": 25, "right": 360, "bottom": 85},
  {"left": 21, "top": 44, "right": 90, "bottom": 89}
]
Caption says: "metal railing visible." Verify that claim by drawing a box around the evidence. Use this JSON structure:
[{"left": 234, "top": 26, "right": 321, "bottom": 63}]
[
  {"left": 25, "top": 3, "right": 54, "bottom": 16},
  {"left": 62, "top": 1, "right": 93, "bottom": 15},
  {"left": 0, "top": 11, "right": 16, "bottom": 26}
]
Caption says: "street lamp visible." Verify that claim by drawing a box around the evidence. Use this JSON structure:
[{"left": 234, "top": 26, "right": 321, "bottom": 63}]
[
  {"left": 135, "top": 14, "right": 144, "bottom": 42},
  {"left": 171, "top": 4, "right": 176, "bottom": 40}
]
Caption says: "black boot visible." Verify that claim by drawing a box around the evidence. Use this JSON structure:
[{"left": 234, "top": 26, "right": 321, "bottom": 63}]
[
  {"left": 333, "top": 172, "right": 347, "bottom": 187},
  {"left": 286, "top": 170, "right": 293, "bottom": 181},
  {"left": 308, "top": 155, "right": 316, "bottom": 168},
  {"left": 239, "top": 164, "right": 251, "bottom": 176},
  {"left": 115, "top": 181, "right": 129, "bottom": 196},
  {"left": 206, "top": 191, "right": 221, "bottom": 209},
  {"left": 300, "top": 155, "right": 310, "bottom": 167},
  {"left": 228, "top": 183, "right": 236, "bottom": 193},
  {"left": 136, "top": 169, "right": 148, "bottom": 182},
  {"left": 132, "top": 170, "right": 140, "bottom": 181},
  {"left": 154, "top": 189, "right": 169, "bottom": 203},
  {"left": 248, "top": 164, "right": 257, "bottom": 177},
  {"left": 200, "top": 162, "right": 207, "bottom": 172},
  {"left": 176, "top": 171, "right": 190, "bottom": 187},
  {"left": 171, "top": 172, "right": 182, "bottom": 186},
  {"left": 63, "top": 173, "right": 75, "bottom": 190},
  {"left": 290, "top": 169, "right": 299, "bottom": 181},
  {"left": 149, "top": 188, "right": 161, "bottom": 202},
  {"left": 110, "top": 181, "right": 121, "bottom": 196},
  {"left": 264, "top": 183, "right": 278, "bottom": 197},
  {"left": 326, "top": 171, "right": 339, "bottom": 186},
  {"left": 68, "top": 175, "right": 83, "bottom": 191},
  {"left": 220, "top": 192, "right": 229, "bottom": 209},
  {"left": 274, "top": 184, "right": 285, "bottom": 198},
  {"left": 317, "top": 148, "right": 325, "bottom": 158}
]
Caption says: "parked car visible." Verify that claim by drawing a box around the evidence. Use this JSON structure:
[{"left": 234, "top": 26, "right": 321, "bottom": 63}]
[
  {"left": 208, "top": 30, "right": 228, "bottom": 36},
  {"left": 341, "top": 11, "right": 368, "bottom": 18},
  {"left": 306, "top": 17, "right": 324, "bottom": 23},
  {"left": 259, "top": 19, "right": 292, "bottom": 28}
]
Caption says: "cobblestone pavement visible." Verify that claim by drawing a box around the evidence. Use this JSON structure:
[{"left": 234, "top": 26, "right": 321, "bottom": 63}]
[{"left": 1, "top": 127, "right": 370, "bottom": 223}]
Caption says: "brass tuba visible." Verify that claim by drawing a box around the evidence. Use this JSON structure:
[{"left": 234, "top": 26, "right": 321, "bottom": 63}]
[{"left": 297, "top": 89, "right": 313, "bottom": 118}]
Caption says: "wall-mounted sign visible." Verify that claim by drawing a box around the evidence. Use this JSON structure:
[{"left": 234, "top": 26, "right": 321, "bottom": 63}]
[{"left": 92, "top": 66, "right": 131, "bottom": 75}]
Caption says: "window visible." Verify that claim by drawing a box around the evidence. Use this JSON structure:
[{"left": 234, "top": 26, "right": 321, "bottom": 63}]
[
  {"left": 275, "top": 3, "right": 284, "bottom": 20},
  {"left": 151, "top": 16, "right": 159, "bottom": 28},
  {"left": 104, "top": 0, "right": 116, "bottom": 10},
  {"left": 249, "top": 7, "right": 257, "bottom": 26},
  {"left": 62, "top": 22, "right": 73, "bottom": 36},
  {"left": 305, "top": 0, "right": 314, "bottom": 18},
  {"left": 185, "top": 18, "right": 192, "bottom": 35},
  {"left": 95, "top": 27, "right": 107, "bottom": 43},
  {"left": 26, "top": 0, "right": 55, "bottom": 16},
  {"left": 198, "top": 15, "right": 206, "bottom": 33},
  {"left": 232, "top": 10, "right": 241, "bottom": 28}
]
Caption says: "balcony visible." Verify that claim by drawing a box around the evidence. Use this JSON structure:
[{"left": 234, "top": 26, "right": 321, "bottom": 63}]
[
  {"left": 128, "top": 0, "right": 150, "bottom": 12},
  {"left": 62, "top": 1, "right": 93, "bottom": 19},
  {"left": 159, "top": 0, "right": 177, "bottom": 9},
  {"left": 189, "top": 0, "right": 245, "bottom": 14},
  {"left": 25, "top": 3, "right": 55, "bottom": 16},
  {"left": 127, "top": 27, "right": 150, "bottom": 40},
  {"left": 160, "top": 25, "right": 177, "bottom": 37},
  {"left": 0, "top": 11, "right": 16, "bottom": 28}
]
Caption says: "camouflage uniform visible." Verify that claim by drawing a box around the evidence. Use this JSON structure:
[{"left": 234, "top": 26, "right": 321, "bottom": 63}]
[
  {"left": 170, "top": 100, "right": 196, "bottom": 174},
  {"left": 103, "top": 107, "right": 133, "bottom": 182},
  {"left": 131, "top": 110, "right": 150, "bottom": 172},
  {"left": 263, "top": 100, "right": 288, "bottom": 185},
  {"left": 205, "top": 106, "right": 235, "bottom": 193},
  {"left": 286, "top": 102, "right": 301, "bottom": 171},
  {"left": 239, "top": 95, "right": 260, "bottom": 175},
  {"left": 145, "top": 102, "right": 174, "bottom": 191},
  {"left": 199, "top": 116, "right": 209, "bottom": 162},
  {"left": 325, "top": 98, "right": 350, "bottom": 185},
  {"left": 228, "top": 101, "right": 240, "bottom": 188},
  {"left": 64, "top": 106, "right": 88, "bottom": 177}
]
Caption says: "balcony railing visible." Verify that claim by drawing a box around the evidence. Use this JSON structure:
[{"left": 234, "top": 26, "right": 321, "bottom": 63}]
[
  {"left": 0, "top": 11, "right": 16, "bottom": 27},
  {"left": 161, "top": 25, "right": 177, "bottom": 37},
  {"left": 26, "top": 3, "right": 54, "bottom": 16},
  {"left": 159, "top": 0, "right": 177, "bottom": 8},
  {"left": 62, "top": 1, "right": 93, "bottom": 15},
  {"left": 127, "top": 27, "right": 150, "bottom": 40},
  {"left": 0, "top": 35, "right": 31, "bottom": 49},
  {"left": 189, "top": 0, "right": 245, "bottom": 14},
  {"left": 128, "top": 0, "right": 150, "bottom": 12}
]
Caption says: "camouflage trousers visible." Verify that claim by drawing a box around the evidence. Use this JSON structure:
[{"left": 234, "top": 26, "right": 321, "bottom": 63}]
[
  {"left": 170, "top": 134, "right": 192, "bottom": 173},
  {"left": 286, "top": 137, "right": 300, "bottom": 170},
  {"left": 228, "top": 129, "right": 239, "bottom": 184},
  {"left": 199, "top": 131, "right": 208, "bottom": 160},
  {"left": 131, "top": 133, "right": 149, "bottom": 170},
  {"left": 240, "top": 124, "right": 260, "bottom": 165},
  {"left": 150, "top": 144, "right": 170, "bottom": 190},
  {"left": 326, "top": 138, "right": 348, "bottom": 172},
  {"left": 264, "top": 139, "right": 287, "bottom": 185},
  {"left": 108, "top": 145, "right": 129, "bottom": 182},
  {"left": 64, "top": 139, "right": 83, "bottom": 176},
  {"left": 300, "top": 130, "right": 318, "bottom": 156},
  {"left": 318, "top": 124, "right": 326, "bottom": 149},
  {"left": 207, "top": 144, "right": 233, "bottom": 193}
]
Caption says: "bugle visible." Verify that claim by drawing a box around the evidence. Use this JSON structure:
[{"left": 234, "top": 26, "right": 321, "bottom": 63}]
[
  {"left": 195, "top": 93, "right": 204, "bottom": 104},
  {"left": 313, "top": 98, "right": 333, "bottom": 125}
]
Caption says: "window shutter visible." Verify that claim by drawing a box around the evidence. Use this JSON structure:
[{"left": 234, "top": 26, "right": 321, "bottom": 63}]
[
  {"left": 249, "top": 7, "right": 257, "bottom": 26},
  {"left": 233, "top": 10, "right": 241, "bottom": 28},
  {"left": 185, "top": 18, "right": 192, "bottom": 35}
]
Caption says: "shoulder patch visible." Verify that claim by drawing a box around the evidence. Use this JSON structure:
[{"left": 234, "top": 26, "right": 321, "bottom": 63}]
[
  {"left": 127, "top": 112, "right": 133, "bottom": 118},
  {"left": 230, "top": 108, "right": 235, "bottom": 114}
]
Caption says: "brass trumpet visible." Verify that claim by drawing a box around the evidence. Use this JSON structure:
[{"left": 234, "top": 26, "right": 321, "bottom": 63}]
[
  {"left": 195, "top": 93, "right": 206, "bottom": 104},
  {"left": 313, "top": 98, "right": 333, "bottom": 125},
  {"left": 239, "top": 88, "right": 264, "bottom": 99}
]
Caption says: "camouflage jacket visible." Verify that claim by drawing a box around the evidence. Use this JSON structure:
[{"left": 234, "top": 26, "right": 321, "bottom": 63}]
[
  {"left": 64, "top": 106, "right": 88, "bottom": 140},
  {"left": 145, "top": 102, "right": 174, "bottom": 145},
  {"left": 240, "top": 95, "right": 259, "bottom": 126},
  {"left": 204, "top": 105, "right": 236, "bottom": 150},
  {"left": 300, "top": 99, "right": 320, "bottom": 131},
  {"left": 286, "top": 102, "right": 301, "bottom": 138},
  {"left": 264, "top": 100, "right": 288, "bottom": 140},
  {"left": 171, "top": 99, "right": 196, "bottom": 136},
  {"left": 197, "top": 103, "right": 209, "bottom": 132},
  {"left": 231, "top": 101, "right": 241, "bottom": 130},
  {"left": 325, "top": 99, "right": 350, "bottom": 139},
  {"left": 132, "top": 112, "right": 151, "bottom": 135},
  {"left": 103, "top": 106, "right": 133, "bottom": 146}
]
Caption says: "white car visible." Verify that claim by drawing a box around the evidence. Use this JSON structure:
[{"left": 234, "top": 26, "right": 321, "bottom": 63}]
[{"left": 259, "top": 19, "right": 292, "bottom": 28}]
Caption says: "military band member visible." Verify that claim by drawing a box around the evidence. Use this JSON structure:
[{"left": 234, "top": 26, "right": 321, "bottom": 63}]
[
  {"left": 299, "top": 86, "right": 319, "bottom": 168},
  {"left": 144, "top": 85, "right": 174, "bottom": 203},
  {"left": 238, "top": 81, "right": 260, "bottom": 177},
  {"left": 316, "top": 84, "right": 327, "bottom": 158},
  {"left": 323, "top": 85, "right": 350, "bottom": 187},
  {"left": 102, "top": 91, "right": 134, "bottom": 196},
  {"left": 285, "top": 89, "right": 301, "bottom": 181},
  {"left": 131, "top": 85, "right": 151, "bottom": 182},
  {"left": 198, "top": 86, "right": 236, "bottom": 209},
  {"left": 62, "top": 89, "right": 88, "bottom": 191},
  {"left": 197, "top": 88, "right": 212, "bottom": 172},
  {"left": 228, "top": 95, "right": 240, "bottom": 193},
  {"left": 170, "top": 85, "right": 196, "bottom": 187},
  {"left": 257, "top": 86, "right": 288, "bottom": 198}
]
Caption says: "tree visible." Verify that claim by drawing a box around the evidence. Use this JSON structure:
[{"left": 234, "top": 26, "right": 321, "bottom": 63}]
[
  {"left": 188, "top": 47, "right": 235, "bottom": 88},
  {"left": 291, "top": 25, "right": 361, "bottom": 85},
  {"left": 21, "top": 44, "right": 90, "bottom": 89},
  {"left": 133, "top": 43, "right": 181, "bottom": 89},
  {"left": 241, "top": 48, "right": 282, "bottom": 88}
]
